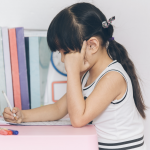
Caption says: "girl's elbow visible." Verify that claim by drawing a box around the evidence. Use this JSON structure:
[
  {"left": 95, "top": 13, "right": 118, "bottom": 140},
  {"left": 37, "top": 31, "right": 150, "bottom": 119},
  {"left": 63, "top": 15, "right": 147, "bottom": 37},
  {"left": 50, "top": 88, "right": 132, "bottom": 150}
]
[{"left": 71, "top": 119, "right": 85, "bottom": 128}]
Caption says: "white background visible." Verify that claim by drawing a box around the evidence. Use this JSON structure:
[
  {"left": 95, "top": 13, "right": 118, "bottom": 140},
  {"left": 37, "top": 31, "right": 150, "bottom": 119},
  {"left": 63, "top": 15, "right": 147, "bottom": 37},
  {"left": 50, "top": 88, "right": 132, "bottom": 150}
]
[{"left": 0, "top": 0, "right": 150, "bottom": 148}]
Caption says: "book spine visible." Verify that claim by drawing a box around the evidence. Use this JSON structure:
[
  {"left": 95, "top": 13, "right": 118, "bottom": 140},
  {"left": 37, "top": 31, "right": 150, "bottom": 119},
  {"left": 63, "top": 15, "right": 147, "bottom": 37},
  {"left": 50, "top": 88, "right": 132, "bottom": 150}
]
[
  {"left": 2, "top": 27, "right": 14, "bottom": 108},
  {"left": 0, "top": 27, "right": 8, "bottom": 115},
  {"left": 16, "top": 27, "right": 29, "bottom": 110},
  {"left": 29, "top": 37, "right": 40, "bottom": 109},
  {"left": 25, "top": 37, "right": 31, "bottom": 109},
  {"left": 8, "top": 28, "right": 22, "bottom": 110}
]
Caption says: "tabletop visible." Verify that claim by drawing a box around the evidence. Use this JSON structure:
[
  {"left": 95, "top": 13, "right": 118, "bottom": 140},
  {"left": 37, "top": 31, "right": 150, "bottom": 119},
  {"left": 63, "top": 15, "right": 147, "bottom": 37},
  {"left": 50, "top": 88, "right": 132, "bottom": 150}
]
[{"left": 0, "top": 124, "right": 99, "bottom": 150}]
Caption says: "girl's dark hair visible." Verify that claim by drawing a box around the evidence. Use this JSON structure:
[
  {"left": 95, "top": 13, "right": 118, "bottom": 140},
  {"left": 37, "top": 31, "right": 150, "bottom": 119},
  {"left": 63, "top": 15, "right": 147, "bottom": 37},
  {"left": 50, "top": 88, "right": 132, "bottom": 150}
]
[{"left": 47, "top": 2, "right": 147, "bottom": 119}]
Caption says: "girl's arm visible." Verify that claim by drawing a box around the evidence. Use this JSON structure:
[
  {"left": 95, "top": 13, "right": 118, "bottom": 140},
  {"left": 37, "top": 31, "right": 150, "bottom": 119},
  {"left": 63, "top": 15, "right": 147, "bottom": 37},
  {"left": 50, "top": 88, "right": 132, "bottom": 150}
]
[
  {"left": 3, "top": 93, "right": 68, "bottom": 123},
  {"left": 22, "top": 71, "right": 85, "bottom": 123},
  {"left": 64, "top": 41, "right": 126, "bottom": 127},
  {"left": 67, "top": 70, "right": 126, "bottom": 127},
  {"left": 22, "top": 93, "right": 68, "bottom": 122},
  {"left": 22, "top": 71, "right": 86, "bottom": 123}
]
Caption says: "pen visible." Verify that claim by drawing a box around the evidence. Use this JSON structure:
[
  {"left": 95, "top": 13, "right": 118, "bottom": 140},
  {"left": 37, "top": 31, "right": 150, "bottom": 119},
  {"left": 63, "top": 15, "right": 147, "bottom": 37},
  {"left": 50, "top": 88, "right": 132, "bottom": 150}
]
[{"left": 2, "top": 91, "right": 17, "bottom": 121}]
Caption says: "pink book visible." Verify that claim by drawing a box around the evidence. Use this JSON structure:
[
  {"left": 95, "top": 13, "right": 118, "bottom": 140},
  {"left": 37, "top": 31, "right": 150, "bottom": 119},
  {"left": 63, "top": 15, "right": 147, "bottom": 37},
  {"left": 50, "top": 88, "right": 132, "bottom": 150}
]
[{"left": 8, "top": 28, "right": 22, "bottom": 110}]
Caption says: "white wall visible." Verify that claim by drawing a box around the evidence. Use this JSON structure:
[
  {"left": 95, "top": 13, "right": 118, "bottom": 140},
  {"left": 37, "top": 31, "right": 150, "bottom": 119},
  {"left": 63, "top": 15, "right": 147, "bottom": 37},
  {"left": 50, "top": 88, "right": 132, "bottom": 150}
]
[
  {"left": 0, "top": 0, "right": 150, "bottom": 148},
  {"left": 0, "top": 0, "right": 92, "bottom": 31}
]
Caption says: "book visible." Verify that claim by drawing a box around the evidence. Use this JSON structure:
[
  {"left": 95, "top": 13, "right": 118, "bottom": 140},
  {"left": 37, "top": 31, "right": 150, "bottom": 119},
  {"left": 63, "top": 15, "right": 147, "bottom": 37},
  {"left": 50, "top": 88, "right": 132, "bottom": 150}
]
[
  {"left": 0, "top": 27, "right": 7, "bottom": 115},
  {"left": 39, "top": 37, "right": 51, "bottom": 106},
  {"left": 2, "top": 27, "right": 14, "bottom": 108},
  {"left": 16, "top": 27, "right": 29, "bottom": 110},
  {"left": 0, "top": 117, "right": 71, "bottom": 126},
  {"left": 25, "top": 37, "right": 51, "bottom": 108},
  {"left": 24, "top": 37, "right": 31, "bottom": 109},
  {"left": 8, "top": 28, "right": 22, "bottom": 110},
  {"left": 29, "top": 37, "right": 40, "bottom": 109}
]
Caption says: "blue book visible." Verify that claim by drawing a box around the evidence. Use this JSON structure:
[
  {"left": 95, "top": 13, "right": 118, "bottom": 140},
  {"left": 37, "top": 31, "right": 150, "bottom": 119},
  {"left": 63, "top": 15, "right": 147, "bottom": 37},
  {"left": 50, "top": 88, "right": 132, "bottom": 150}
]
[
  {"left": 39, "top": 37, "right": 51, "bottom": 106},
  {"left": 16, "top": 27, "right": 30, "bottom": 110},
  {"left": 29, "top": 37, "right": 40, "bottom": 109},
  {"left": 0, "top": 27, "right": 7, "bottom": 115}
]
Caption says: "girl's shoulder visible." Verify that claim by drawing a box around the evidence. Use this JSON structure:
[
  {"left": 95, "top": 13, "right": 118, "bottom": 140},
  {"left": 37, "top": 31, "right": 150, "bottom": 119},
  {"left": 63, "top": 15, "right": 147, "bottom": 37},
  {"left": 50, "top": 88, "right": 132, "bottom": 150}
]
[
  {"left": 81, "top": 60, "right": 128, "bottom": 86},
  {"left": 81, "top": 60, "right": 132, "bottom": 104}
]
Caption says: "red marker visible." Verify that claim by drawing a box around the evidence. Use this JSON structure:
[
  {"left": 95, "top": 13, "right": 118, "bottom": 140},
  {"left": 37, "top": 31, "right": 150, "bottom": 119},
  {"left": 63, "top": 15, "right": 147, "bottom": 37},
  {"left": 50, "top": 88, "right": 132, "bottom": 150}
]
[
  {"left": 3, "top": 128, "right": 13, "bottom": 135},
  {"left": 0, "top": 128, "right": 13, "bottom": 135},
  {"left": 0, "top": 129, "right": 8, "bottom": 135}
]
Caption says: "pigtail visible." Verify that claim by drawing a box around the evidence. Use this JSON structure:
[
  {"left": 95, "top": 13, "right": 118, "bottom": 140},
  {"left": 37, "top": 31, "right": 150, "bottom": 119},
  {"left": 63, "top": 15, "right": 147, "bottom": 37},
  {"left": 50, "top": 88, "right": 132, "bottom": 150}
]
[{"left": 107, "top": 40, "right": 147, "bottom": 119}]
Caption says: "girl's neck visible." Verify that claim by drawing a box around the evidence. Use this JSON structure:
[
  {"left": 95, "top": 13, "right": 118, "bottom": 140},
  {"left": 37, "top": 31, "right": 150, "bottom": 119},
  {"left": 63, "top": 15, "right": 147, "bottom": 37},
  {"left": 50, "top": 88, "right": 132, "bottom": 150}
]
[{"left": 87, "top": 48, "right": 113, "bottom": 84}]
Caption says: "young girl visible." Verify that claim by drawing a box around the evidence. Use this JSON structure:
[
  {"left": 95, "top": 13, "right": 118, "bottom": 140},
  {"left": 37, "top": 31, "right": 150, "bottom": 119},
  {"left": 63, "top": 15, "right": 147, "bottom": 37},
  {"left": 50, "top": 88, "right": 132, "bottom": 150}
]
[{"left": 3, "top": 2, "right": 147, "bottom": 150}]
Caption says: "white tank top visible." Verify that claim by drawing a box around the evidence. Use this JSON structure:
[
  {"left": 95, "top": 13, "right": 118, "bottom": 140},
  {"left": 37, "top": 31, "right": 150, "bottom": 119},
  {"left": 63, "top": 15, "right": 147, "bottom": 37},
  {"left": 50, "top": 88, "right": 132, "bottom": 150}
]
[{"left": 81, "top": 60, "right": 147, "bottom": 150}]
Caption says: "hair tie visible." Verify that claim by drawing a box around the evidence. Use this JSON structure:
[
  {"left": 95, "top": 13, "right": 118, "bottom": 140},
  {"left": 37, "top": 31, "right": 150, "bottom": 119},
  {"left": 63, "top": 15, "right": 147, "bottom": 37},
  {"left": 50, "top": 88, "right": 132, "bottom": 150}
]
[
  {"left": 102, "top": 16, "right": 115, "bottom": 28},
  {"left": 109, "top": 37, "right": 114, "bottom": 41}
]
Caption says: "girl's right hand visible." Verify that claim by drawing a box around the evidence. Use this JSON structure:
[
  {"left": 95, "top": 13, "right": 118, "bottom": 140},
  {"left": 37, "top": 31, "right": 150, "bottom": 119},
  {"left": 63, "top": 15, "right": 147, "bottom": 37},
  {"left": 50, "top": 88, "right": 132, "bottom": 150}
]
[{"left": 3, "top": 107, "right": 23, "bottom": 124}]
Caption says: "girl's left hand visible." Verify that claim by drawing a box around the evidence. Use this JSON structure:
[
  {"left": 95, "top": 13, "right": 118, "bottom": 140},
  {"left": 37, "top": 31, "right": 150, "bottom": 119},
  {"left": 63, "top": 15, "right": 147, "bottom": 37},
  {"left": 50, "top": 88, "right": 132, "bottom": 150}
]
[{"left": 64, "top": 41, "right": 90, "bottom": 73}]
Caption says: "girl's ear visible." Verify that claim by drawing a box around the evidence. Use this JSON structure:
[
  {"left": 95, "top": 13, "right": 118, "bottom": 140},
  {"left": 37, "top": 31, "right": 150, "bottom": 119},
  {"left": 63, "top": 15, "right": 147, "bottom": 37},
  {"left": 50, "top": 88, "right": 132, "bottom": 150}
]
[{"left": 87, "top": 37, "right": 100, "bottom": 54}]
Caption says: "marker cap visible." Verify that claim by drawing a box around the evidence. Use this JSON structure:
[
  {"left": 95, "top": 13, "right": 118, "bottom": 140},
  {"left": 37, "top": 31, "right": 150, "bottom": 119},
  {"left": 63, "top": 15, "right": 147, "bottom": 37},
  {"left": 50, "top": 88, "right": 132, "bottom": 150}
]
[{"left": 8, "top": 129, "right": 19, "bottom": 135}]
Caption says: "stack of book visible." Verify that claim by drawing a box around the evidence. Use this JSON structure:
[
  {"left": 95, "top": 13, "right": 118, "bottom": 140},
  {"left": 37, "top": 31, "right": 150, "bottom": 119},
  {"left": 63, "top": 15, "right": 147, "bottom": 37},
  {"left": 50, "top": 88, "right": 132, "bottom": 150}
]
[{"left": 0, "top": 27, "right": 51, "bottom": 116}]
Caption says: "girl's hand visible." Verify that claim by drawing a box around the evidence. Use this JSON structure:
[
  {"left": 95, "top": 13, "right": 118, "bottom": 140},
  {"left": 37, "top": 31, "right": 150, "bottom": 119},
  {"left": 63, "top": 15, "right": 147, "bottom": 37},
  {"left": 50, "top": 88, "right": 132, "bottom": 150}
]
[
  {"left": 3, "top": 107, "right": 24, "bottom": 124},
  {"left": 64, "top": 41, "right": 90, "bottom": 73}
]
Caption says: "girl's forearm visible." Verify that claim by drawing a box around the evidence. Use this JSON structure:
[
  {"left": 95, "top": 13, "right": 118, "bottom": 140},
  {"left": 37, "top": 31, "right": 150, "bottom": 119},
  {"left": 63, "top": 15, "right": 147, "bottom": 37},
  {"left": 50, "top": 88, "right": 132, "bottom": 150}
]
[
  {"left": 21, "top": 104, "right": 60, "bottom": 122},
  {"left": 67, "top": 71, "right": 85, "bottom": 126}
]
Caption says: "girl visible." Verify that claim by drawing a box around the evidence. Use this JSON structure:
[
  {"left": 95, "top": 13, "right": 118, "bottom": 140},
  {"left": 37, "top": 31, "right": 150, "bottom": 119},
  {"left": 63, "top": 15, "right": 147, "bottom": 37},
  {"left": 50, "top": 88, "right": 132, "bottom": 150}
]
[{"left": 3, "top": 2, "right": 147, "bottom": 150}]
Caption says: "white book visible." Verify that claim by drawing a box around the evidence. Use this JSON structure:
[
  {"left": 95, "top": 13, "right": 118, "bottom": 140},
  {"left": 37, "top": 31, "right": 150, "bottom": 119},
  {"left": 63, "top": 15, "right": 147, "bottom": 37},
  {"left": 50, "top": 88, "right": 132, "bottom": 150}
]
[
  {"left": 0, "top": 27, "right": 7, "bottom": 115},
  {"left": 0, "top": 117, "right": 72, "bottom": 126},
  {"left": 2, "top": 27, "right": 14, "bottom": 108}
]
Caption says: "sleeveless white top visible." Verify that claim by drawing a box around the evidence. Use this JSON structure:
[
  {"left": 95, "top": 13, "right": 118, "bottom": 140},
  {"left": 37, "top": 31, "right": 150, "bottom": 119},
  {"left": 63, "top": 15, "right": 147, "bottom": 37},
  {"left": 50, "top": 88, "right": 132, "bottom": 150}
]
[{"left": 81, "top": 60, "right": 147, "bottom": 150}]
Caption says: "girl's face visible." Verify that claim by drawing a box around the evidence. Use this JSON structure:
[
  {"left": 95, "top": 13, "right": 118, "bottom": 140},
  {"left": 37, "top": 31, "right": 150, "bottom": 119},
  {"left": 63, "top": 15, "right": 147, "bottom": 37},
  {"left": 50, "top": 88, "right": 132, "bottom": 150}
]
[
  {"left": 58, "top": 41, "right": 96, "bottom": 65},
  {"left": 58, "top": 37, "right": 102, "bottom": 70}
]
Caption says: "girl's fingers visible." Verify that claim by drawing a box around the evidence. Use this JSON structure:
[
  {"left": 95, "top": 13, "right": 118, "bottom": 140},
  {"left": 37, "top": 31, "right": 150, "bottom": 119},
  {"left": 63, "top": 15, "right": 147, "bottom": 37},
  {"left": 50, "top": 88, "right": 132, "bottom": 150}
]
[
  {"left": 16, "top": 111, "right": 21, "bottom": 119},
  {"left": 81, "top": 40, "right": 87, "bottom": 55},
  {"left": 3, "top": 113, "right": 14, "bottom": 120},
  {"left": 4, "top": 107, "right": 12, "bottom": 115},
  {"left": 5, "top": 118, "right": 17, "bottom": 123},
  {"left": 17, "top": 118, "right": 22, "bottom": 124},
  {"left": 84, "top": 60, "right": 90, "bottom": 68},
  {"left": 12, "top": 108, "right": 21, "bottom": 121},
  {"left": 12, "top": 107, "right": 18, "bottom": 114},
  {"left": 82, "top": 61, "right": 90, "bottom": 72},
  {"left": 81, "top": 41, "right": 89, "bottom": 71}
]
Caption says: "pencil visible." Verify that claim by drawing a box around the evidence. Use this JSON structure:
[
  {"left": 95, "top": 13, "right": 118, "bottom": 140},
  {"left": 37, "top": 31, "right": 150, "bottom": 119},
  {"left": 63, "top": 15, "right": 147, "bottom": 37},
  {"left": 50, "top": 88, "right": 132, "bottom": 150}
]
[{"left": 2, "top": 91, "right": 17, "bottom": 121}]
